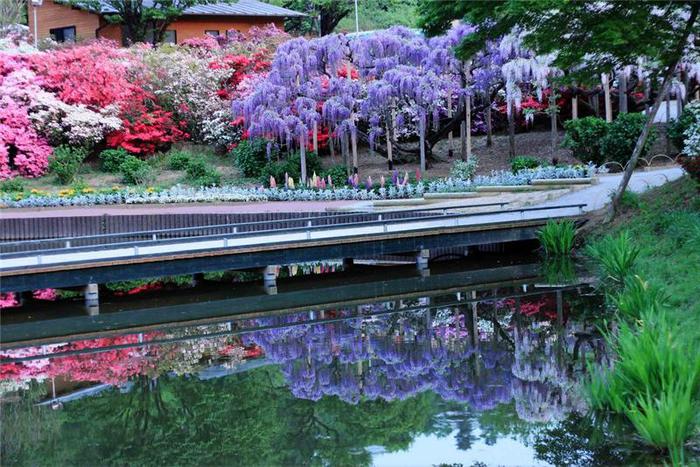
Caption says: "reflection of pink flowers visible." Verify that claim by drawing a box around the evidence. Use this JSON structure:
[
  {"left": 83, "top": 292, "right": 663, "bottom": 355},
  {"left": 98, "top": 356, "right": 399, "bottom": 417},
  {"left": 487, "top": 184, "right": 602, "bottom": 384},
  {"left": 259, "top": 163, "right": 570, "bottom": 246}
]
[
  {"left": 33, "top": 288, "right": 57, "bottom": 301},
  {"left": 0, "top": 293, "right": 19, "bottom": 309},
  {"left": 0, "top": 330, "right": 249, "bottom": 387}
]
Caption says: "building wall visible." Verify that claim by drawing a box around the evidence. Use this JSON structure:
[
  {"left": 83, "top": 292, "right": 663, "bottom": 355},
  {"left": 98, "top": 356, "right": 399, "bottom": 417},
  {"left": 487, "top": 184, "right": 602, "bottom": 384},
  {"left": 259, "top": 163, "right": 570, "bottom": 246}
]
[
  {"left": 27, "top": 1, "right": 101, "bottom": 43},
  {"left": 27, "top": 1, "right": 285, "bottom": 45},
  {"left": 166, "top": 16, "right": 285, "bottom": 42}
]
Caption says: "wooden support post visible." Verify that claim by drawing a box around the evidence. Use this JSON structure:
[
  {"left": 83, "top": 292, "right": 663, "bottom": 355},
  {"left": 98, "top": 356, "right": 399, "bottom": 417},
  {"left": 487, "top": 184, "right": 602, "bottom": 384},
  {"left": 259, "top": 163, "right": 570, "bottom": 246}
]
[
  {"left": 460, "top": 121, "right": 467, "bottom": 160},
  {"left": 416, "top": 249, "right": 429, "bottom": 277},
  {"left": 346, "top": 61, "right": 352, "bottom": 80},
  {"left": 84, "top": 283, "right": 99, "bottom": 316},
  {"left": 351, "top": 128, "right": 359, "bottom": 174},
  {"left": 508, "top": 103, "right": 516, "bottom": 158},
  {"left": 571, "top": 94, "right": 578, "bottom": 120},
  {"left": 618, "top": 72, "right": 628, "bottom": 113},
  {"left": 465, "top": 94, "right": 472, "bottom": 161},
  {"left": 486, "top": 101, "right": 493, "bottom": 147},
  {"left": 447, "top": 93, "right": 454, "bottom": 157},
  {"left": 263, "top": 265, "right": 277, "bottom": 295},
  {"left": 312, "top": 121, "right": 318, "bottom": 154},
  {"left": 549, "top": 93, "right": 557, "bottom": 151},
  {"left": 329, "top": 132, "right": 335, "bottom": 161},
  {"left": 666, "top": 94, "right": 672, "bottom": 155},
  {"left": 385, "top": 121, "right": 393, "bottom": 170},
  {"left": 602, "top": 73, "right": 612, "bottom": 122},
  {"left": 299, "top": 138, "right": 307, "bottom": 186},
  {"left": 419, "top": 115, "right": 426, "bottom": 172}
]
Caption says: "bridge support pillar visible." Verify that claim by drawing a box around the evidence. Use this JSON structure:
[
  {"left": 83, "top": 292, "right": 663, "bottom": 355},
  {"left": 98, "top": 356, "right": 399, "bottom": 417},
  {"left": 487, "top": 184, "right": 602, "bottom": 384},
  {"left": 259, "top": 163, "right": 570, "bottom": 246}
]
[
  {"left": 263, "top": 266, "right": 278, "bottom": 295},
  {"left": 416, "top": 249, "right": 430, "bottom": 277},
  {"left": 84, "top": 283, "right": 99, "bottom": 316}
]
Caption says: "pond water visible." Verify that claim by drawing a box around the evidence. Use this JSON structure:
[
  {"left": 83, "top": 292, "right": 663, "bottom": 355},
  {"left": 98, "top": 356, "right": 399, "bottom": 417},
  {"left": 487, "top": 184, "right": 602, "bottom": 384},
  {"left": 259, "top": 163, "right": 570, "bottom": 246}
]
[{"left": 0, "top": 259, "right": 671, "bottom": 465}]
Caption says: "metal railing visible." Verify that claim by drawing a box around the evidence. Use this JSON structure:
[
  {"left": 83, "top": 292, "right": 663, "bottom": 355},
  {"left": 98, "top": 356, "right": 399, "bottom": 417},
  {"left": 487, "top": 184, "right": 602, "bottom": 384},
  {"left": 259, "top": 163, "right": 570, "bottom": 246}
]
[
  {"left": 0, "top": 203, "right": 510, "bottom": 254},
  {"left": 0, "top": 203, "right": 586, "bottom": 271}
]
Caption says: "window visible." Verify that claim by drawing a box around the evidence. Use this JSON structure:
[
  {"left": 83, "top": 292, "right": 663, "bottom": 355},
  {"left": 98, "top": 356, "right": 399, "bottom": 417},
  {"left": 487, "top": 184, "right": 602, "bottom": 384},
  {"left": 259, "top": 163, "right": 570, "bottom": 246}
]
[
  {"left": 49, "top": 26, "right": 76, "bottom": 43},
  {"left": 163, "top": 30, "right": 177, "bottom": 44},
  {"left": 205, "top": 30, "right": 220, "bottom": 37},
  {"left": 145, "top": 29, "right": 177, "bottom": 44}
]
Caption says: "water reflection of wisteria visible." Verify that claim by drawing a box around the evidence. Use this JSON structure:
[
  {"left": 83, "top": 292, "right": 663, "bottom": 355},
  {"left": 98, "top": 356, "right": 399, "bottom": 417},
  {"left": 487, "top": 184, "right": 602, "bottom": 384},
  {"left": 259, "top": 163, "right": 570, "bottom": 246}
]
[
  {"left": 240, "top": 292, "right": 596, "bottom": 422},
  {"left": 1, "top": 286, "right": 603, "bottom": 424}
]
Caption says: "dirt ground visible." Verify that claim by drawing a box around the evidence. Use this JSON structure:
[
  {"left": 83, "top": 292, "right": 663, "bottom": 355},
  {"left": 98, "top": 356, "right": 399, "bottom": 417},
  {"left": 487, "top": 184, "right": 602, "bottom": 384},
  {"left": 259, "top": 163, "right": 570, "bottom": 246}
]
[{"left": 333, "top": 125, "right": 675, "bottom": 181}]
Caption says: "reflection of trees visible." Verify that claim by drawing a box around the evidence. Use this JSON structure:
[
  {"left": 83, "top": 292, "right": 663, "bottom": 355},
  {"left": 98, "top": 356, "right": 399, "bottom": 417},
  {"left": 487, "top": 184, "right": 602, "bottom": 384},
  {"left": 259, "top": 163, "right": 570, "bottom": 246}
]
[{"left": 7, "top": 366, "right": 441, "bottom": 466}]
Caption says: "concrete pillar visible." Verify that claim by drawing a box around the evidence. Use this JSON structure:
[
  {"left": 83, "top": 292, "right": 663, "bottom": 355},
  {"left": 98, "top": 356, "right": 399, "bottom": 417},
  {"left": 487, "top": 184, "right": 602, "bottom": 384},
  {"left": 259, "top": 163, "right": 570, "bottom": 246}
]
[
  {"left": 84, "top": 283, "right": 99, "bottom": 316},
  {"left": 263, "top": 266, "right": 277, "bottom": 295},
  {"left": 416, "top": 249, "right": 430, "bottom": 277}
]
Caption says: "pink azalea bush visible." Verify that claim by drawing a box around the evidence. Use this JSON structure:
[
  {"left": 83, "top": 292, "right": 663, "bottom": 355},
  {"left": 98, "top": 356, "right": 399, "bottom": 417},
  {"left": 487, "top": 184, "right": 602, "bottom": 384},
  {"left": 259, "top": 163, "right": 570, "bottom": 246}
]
[{"left": 0, "top": 25, "right": 289, "bottom": 179}]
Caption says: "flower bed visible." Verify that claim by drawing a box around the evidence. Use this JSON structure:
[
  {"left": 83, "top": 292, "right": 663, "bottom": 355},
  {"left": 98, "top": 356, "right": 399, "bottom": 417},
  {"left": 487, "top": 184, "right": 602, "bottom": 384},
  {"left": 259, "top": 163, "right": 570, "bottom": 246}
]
[{"left": 0, "top": 165, "right": 595, "bottom": 208}]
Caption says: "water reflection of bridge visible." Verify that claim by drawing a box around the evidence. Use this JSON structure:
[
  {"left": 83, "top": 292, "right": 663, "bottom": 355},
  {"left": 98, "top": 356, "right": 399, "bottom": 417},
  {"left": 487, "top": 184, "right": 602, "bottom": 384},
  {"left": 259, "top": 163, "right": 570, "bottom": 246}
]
[{"left": 1, "top": 259, "right": 593, "bottom": 349}]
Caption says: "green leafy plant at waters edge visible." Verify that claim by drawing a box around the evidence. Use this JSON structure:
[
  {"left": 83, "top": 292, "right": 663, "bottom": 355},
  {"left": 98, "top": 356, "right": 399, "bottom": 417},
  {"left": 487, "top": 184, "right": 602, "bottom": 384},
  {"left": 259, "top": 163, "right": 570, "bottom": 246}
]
[
  {"left": 586, "top": 231, "right": 639, "bottom": 285},
  {"left": 587, "top": 307, "right": 700, "bottom": 464},
  {"left": 537, "top": 219, "right": 575, "bottom": 256},
  {"left": 540, "top": 256, "right": 576, "bottom": 285},
  {"left": 612, "top": 275, "right": 669, "bottom": 321}
]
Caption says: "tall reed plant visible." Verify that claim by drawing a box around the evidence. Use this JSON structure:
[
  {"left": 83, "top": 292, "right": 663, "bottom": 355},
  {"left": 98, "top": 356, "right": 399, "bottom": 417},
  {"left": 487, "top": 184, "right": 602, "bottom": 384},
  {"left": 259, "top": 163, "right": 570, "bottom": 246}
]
[
  {"left": 612, "top": 275, "right": 668, "bottom": 321},
  {"left": 537, "top": 219, "right": 576, "bottom": 256},
  {"left": 586, "top": 230, "right": 639, "bottom": 285},
  {"left": 588, "top": 308, "right": 700, "bottom": 463}
]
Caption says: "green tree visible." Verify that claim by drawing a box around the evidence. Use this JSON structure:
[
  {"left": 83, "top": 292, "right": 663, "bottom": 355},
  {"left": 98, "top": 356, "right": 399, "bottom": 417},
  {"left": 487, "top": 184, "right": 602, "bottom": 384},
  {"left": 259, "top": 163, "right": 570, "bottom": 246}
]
[{"left": 418, "top": 0, "right": 700, "bottom": 214}]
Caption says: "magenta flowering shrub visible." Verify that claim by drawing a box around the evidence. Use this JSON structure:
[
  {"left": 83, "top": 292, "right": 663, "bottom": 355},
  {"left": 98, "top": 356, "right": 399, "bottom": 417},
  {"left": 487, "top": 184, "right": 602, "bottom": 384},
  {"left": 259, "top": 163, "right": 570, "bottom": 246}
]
[{"left": 0, "top": 96, "right": 52, "bottom": 179}]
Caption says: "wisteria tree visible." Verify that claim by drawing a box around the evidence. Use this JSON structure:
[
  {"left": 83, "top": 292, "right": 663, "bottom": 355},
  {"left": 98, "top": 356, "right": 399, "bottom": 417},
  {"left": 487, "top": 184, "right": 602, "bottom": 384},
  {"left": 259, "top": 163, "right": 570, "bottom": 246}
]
[
  {"left": 419, "top": 0, "right": 700, "bottom": 213},
  {"left": 234, "top": 23, "right": 569, "bottom": 182}
]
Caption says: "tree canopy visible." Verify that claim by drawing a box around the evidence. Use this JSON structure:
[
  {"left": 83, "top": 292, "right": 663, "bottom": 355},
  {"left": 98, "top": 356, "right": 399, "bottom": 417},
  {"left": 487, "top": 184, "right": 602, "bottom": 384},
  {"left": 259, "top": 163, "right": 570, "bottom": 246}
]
[{"left": 418, "top": 0, "right": 699, "bottom": 84}]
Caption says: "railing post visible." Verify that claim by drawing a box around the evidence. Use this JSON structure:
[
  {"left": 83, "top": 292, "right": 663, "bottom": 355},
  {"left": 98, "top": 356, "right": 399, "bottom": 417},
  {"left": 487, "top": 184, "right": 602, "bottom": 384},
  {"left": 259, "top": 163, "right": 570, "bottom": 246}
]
[{"left": 84, "top": 283, "right": 99, "bottom": 316}]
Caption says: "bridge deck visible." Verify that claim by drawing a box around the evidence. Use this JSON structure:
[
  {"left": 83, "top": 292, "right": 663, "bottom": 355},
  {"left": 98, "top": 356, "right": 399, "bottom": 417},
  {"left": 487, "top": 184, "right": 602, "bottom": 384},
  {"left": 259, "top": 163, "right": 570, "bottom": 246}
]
[{"left": 0, "top": 203, "right": 584, "bottom": 292}]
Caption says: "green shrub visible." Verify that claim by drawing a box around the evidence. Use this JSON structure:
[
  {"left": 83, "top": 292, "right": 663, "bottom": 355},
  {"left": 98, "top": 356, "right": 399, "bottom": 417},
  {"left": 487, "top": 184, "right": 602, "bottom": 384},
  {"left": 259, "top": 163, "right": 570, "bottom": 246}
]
[
  {"left": 540, "top": 256, "right": 576, "bottom": 284},
  {"left": 667, "top": 110, "right": 696, "bottom": 153},
  {"left": 562, "top": 117, "right": 609, "bottom": 165},
  {"left": 119, "top": 156, "right": 154, "bottom": 185},
  {"left": 600, "top": 113, "right": 656, "bottom": 166},
  {"left": 167, "top": 150, "right": 194, "bottom": 170},
  {"left": 49, "top": 146, "right": 87, "bottom": 184},
  {"left": 449, "top": 158, "right": 479, "bottom": 180},
  {"left": 510, "top": 156, "right": 541, "bottom": 173},
  {"left": 186, "top": 163, "right": 221, "bottom": 187},
  {"left": 0, "top": 178, "right": 25, "bottom": 193},
  {"left": 99, "top": 148, "right": 130, "bottom": 173},
  {"left": 321, "top": 165, "right": 349, "bottom": 186},
  {"left": 231, "top": 138, "right": 277, "bottom": 178},
  {"left": 260, "top": 151, "right": 322, "bottom": 186},
  {"left": 586, "top": 230, "right": 639, "bottom": 285},
  {"left": 537, "top": 219, "right": 576, "bottom": 256}
]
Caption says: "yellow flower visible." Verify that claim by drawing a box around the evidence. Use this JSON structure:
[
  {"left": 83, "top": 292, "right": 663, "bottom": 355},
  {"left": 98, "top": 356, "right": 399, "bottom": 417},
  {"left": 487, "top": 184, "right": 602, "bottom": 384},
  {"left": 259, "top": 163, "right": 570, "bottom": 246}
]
[
  {"left": 30, "top": 188, "right": 40, "bottom": 194},
  {"left": 14, "top": 193, "right": 23, "bottom": 200},
  {"left": 81, "top": 187, "right": 95, "bottom": 193},
  {"left": 146, "top": 186, "right": 156, "bottom": 193},
  {"left": 111, "top": 185, "right": 121, "bottom": 191}
]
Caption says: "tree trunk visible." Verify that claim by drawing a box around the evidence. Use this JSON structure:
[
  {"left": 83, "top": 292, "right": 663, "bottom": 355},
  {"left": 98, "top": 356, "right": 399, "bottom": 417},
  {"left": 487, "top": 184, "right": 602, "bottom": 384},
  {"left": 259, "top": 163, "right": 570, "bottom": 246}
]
[
  {"left": 312, "top": 121, "right": 318, "bottom": 154},
  {"left": 611, "top": 1, "right": 698, "bottom": 214},
  {"left": 572, "top": 94, "right": 578, "bottom": 120},
  {"left": 385, "top": 122, "right": 393, "bottom": 170},
  {"left": 447, "top": 93, "right": 454, "bottom": 156},
  {"left": 665, "top": 94, "right": 672, "bottom": 155}
]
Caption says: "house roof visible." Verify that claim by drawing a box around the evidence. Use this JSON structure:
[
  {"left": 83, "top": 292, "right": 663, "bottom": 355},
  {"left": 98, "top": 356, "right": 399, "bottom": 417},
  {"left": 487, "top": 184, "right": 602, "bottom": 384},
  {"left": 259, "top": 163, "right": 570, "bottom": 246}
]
[{"left": 75, "top": 0, "right": 306, "bottom": 17}]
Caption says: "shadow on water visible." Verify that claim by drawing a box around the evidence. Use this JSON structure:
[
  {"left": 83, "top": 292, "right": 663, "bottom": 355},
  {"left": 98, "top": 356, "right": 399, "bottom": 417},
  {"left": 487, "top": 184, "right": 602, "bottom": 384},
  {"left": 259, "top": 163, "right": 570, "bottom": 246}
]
[{"left": 0, "top": 256, "right": 681, "bottom": 466}]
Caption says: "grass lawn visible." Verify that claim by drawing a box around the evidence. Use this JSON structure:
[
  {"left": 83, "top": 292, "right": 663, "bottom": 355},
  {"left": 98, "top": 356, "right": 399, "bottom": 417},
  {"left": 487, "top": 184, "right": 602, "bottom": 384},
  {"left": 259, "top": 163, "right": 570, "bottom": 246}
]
[{"left": 589, "top": 175, "right": 700, "bottom": 339}]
